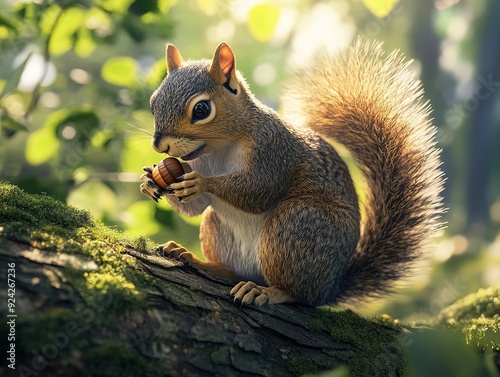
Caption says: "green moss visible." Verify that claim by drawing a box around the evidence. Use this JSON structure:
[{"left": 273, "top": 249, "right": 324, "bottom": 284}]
[
  {"left": 305, "top": 287, "right": 500, "bottom": 377},
  {"left": 129, "top": 235, "right": 157, "bottom": 253},
  {"left": 0, "top": 182, "right": 93, "bottom": 238},
  {"left": 435, "top": 285, "right": 500, "bottom": 351},
  {"left": 0, "top": 183, "right": 171, "bottom": 373},
  {"left": 372, "top": 313, "right": 402, "bottom": 329},
  {"left": 0, "top": 182, "right": 156, "bottom": 311},
  {"left": 295, "top": 309, "right": 408, "bottom": 377}
]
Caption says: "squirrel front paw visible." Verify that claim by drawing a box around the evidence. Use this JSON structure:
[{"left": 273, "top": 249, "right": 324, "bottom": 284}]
[
  {"left": 140, "top": 165, "right": 163, "bottom": 202},
  {"left": 166, "top": 171, "right": 207, "bottom": 203}
]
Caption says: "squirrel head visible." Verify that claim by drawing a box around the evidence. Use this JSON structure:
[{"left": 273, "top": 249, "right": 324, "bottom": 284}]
[{"left": 150, "top": 42, "right": 250, "bottom": 160}]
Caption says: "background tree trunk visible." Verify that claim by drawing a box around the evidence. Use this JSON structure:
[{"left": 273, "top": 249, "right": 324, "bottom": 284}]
[{"left": 464, "top": 0, "right": 500, "bottom": 238}]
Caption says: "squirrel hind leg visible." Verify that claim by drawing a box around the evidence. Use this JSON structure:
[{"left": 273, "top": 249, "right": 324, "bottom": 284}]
[
  {"left": 230, "top": 282, "right": 296, "bottom": 306},
  {"left": 260, "top": 197, "right": 360, "bottom": 306}
]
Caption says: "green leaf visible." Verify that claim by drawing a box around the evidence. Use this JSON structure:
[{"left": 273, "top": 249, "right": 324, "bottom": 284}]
[
  {"left": 363, "top": 0, "right": 399, "bottom": 18},
  {"left": 248, "top": 3, "right": 281, "bottom": 43},
  {"left": 140, "top": 12, "right": 174, "bottom": 39},
  {"left": 145, "top": 59, "right": 166, "bottom": 88},
  {"left": 57, "top": 110, "right": 100, "bottom": 145},
  {"left": 101, "top": 56, "right": 138, "bottom": 88},
  {"left": 0, "top": 26, "right": 9, "bottom": 39},
  {"left": 44, "top": 108, "right": 100, "bottom": 141},
  {"left": 75, "top": 26, "right": 97, "bottom": 57},
  {"left": 0, "top": 52, "right": 31, "bottom": 97},
  {"left": 84, "top": 7, "right": 113, "bottom": 39},
  {"left": 25, "top": 108, "right": 100, "bottom": 165},
  {"left": 94, "top": 0, "right": 134, "bottom": 14},
  {"left": 158, "top": 0, "right": 175, "bottom": 14},
  {"left": 40, "top": 4, "right": 63, "bottom": 35},
  {"left": 13, "top": 2, "right": 35, "bottom": 22},
  {"left": 54, "top": 0, "right": 93, "bottom": 7},
  {"left": 49, "top": 7, "right": 87, "bottom": 56},
  {"left": 129, "top": 0, "right": 159, "bottom": 16},
  {"left": 0, "top": 13, "right": 21, "bottom": 39},
  {"left": 43, "top": 109, "right": 72, "bottom": 131},
  {"left": 91, "top": 129, "right": 113, "bottom": 149},
  {"left": 0, "top": 113, "right": 28, "bottom": 132},
  {"left": 25, "top": 128, "right": 60, "bottom": 165},
  {"left": 121, "top": 13, "right": 146, "bottom": 42}
]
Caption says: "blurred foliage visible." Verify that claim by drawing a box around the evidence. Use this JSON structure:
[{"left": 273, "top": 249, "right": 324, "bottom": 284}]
[
  {"left": 247, "top": 3, "right": 281, "bottom": 42},
  {"left": 0, "top": 2, "right": 499, "bottom": 371},
  {"left": 0, "top": 0, "right": 197, "bottom": 250}
]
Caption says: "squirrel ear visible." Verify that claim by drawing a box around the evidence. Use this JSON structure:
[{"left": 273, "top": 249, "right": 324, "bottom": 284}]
[
  {"left": 166, "top": 43, "right": 183, "bottom": 74},
  {"left": 209, "top": 43, "right": 239, "bottom": 95}
]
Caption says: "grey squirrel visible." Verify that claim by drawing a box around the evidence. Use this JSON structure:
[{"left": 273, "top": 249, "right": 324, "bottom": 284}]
[{"left": 140, "top": 40, "right": 444, "bottom": 306}]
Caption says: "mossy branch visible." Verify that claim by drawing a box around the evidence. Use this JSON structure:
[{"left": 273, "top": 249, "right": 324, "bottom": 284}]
[{"left": 0, "top": 183, "right": 498, "bottom": 376}]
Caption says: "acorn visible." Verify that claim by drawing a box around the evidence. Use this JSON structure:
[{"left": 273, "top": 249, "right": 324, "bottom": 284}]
[{"left": 152, "top": 157, "right": 185, "bottom": 189}]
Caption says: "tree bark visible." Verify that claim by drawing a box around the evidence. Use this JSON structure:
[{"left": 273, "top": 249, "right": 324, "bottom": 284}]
[{"left": 0, "top": 236, "right": 404, "bottom": 377}]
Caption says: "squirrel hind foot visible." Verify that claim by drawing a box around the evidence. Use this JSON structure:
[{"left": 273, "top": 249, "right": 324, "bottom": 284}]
[
  {"left": 158, "top": 241, "right": 240, "bottom": 280},
  {"left": 230, "top": 282, "right": 296, "bottom": 306}
]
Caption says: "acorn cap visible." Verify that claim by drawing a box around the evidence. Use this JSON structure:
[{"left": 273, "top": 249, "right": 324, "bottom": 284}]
[{"left": 152, "top": 157, "right": 185, "bottom": 189}]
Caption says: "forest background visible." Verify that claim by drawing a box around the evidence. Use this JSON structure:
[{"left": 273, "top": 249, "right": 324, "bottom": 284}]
[{"left": 0, "top": 0, "right": 499, "bottom": 324}]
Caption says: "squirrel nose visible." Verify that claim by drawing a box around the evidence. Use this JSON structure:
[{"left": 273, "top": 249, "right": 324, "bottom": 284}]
[{"left": 152, "top": 137, "right": 170, "bottom": 154}]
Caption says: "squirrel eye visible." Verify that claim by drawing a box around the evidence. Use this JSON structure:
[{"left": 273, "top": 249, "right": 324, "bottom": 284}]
[{"left": 191, "top": 100, "right": 211, "bottom": 122}]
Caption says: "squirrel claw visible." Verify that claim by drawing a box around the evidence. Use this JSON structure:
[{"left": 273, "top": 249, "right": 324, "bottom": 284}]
[
  {"left": 158, "top": 241, "right": 194, "bottom": 265},
  {"left": 140, "top": 168, "right": 166, "bottom": 202},
  {"left": 230, "top": 282, "right": 294, "bottom": 306},
  {"left": 167, "top": 171, "right": 206, "bottom": 202},
  {"left": 231, "top": 295, "right": 245, "bottom": 309},
  {"left": 230, "top": 281, "right": 267, "bottom": 306}
]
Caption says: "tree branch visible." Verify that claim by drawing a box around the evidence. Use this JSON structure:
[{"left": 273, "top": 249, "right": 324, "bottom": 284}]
[{"left": 0, "top": 236, "right": 405, "bottom": 377}]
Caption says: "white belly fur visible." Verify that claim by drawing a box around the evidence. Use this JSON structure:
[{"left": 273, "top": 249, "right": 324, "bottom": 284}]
[
  {"left": 210, "top": 197, "right": 267, "bottom": 284},
  {"left": 190, "top": 143, "right": 267, "bottom": 284}
]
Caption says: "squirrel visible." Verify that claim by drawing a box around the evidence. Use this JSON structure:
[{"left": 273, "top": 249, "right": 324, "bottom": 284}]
[{"left": 140, "top": 39, "right": 444, "bottom": 307}]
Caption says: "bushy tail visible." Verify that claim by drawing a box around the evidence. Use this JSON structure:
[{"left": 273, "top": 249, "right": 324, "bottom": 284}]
[{"left": 283, "top": 40, "right": 445, "bottom": 303}]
